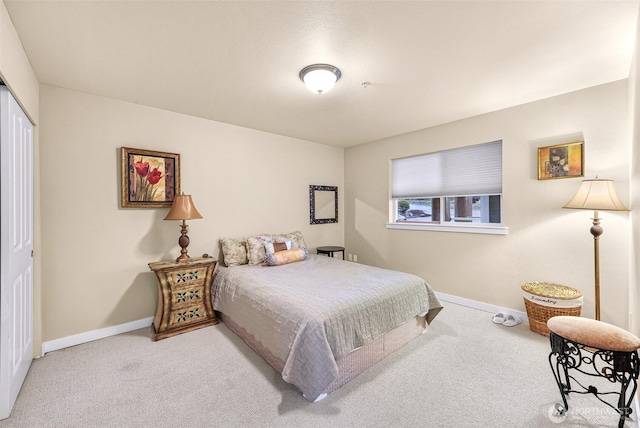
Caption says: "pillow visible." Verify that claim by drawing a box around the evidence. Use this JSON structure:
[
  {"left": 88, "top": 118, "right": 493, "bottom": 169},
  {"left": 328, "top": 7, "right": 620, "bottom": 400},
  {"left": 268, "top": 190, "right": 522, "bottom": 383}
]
[
  {"left": 246, "top": 234, "right": 273, "bottom": 265},
  {"left": 264, "top": 248, "right": 307, "bottom": 266},
  {"left": 273, "top": 231, "right": 306, "bottom": 250},
  {"left": 273, "top": 238, "right": 293, "bottom": 250},
  {"left": 264, "top": 241, "right": 288, "bottom": 254},
  {"left": 273, "top": 242, "right": 288, "bottom": 252},
  {"left": 219, "top": 238, "right": 248, "bottom": 267}
]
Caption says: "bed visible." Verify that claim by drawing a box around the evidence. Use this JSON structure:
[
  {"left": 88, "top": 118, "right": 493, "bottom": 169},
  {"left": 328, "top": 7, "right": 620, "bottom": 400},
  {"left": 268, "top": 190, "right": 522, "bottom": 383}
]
[{"left": 212, "top": 246, "right": 442, "bottom": 402}]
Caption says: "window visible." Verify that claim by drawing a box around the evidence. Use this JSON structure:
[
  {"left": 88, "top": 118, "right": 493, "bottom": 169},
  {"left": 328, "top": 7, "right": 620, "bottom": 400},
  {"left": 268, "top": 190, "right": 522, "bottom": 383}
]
[{"left": 388, "top": 140, "right": 507, "bottom": 234}]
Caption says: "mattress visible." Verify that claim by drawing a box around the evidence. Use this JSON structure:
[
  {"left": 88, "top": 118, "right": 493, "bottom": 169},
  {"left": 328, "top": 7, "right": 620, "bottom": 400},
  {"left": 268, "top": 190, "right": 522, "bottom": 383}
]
[
  {"left": 220, "top": 311, "right": 428, "bottom": 399},
  {"left": 212, "top": 254, "right": 442, "bottom": 401}
]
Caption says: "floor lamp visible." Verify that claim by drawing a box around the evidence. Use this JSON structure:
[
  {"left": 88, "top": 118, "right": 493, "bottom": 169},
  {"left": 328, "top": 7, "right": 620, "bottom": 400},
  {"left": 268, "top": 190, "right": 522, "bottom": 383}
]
[{"left": 563, "top": 178, "right": 628, "bottom": 320}]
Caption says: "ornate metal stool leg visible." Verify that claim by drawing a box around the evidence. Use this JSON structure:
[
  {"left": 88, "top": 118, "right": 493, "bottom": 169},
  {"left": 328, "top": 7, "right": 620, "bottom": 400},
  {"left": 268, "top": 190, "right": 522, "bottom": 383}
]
[
  {"left": 612, "top": 352, "right": 639, "bottom": 428},
  {"left": 548, "top": 332, "right": 570, "bottom": 412},
  {"left": 616, "top": 378, "right": 631, "bottom": 428}
]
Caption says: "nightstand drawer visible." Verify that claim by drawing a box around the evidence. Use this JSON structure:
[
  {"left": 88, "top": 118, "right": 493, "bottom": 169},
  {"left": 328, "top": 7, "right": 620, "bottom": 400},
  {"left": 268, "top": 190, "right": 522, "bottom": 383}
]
[
  {"left": 171, "top": 286, "right": 203, "bottom": 309},
  {"left": 168, "top": 268, "right": 205, "bottom": 288},
  {"left": 169, "top": 303, "right": 206, "bottom": 328}
]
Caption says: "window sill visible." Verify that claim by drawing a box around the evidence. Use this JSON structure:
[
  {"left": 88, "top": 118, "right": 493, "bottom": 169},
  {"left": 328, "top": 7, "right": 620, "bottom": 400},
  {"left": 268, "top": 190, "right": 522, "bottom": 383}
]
[{"left": 386, "top": 222, "right": 509, "bottom": 235}]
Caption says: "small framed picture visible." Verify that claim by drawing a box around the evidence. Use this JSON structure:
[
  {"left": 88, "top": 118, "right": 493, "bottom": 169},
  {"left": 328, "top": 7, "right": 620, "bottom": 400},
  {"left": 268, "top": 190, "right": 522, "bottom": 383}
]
[
  {"left": 537, "top": 141, "right": 584, "bottom": 180},
  {"left": 121, "top": 147, "right": 180, "bottom": 208}
]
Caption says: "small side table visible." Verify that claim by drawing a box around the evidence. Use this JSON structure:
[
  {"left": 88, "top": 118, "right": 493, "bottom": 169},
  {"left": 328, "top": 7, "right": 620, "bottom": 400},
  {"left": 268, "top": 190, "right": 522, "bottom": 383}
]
[
  {"left": 148, "top": 257, "right": 218, "bottom": 341},
  {"left": 316, "top": 246, "right": 345, "bottom": 260}
]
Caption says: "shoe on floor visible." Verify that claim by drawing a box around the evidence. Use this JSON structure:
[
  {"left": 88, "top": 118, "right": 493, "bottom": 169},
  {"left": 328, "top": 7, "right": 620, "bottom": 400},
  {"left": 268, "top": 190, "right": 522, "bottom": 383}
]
[
  {"left": 502, "top": 314, "right": 522, "bottom": 327},
  {"left": 492, "top": 312, "right": 506, "bottom": 324}
]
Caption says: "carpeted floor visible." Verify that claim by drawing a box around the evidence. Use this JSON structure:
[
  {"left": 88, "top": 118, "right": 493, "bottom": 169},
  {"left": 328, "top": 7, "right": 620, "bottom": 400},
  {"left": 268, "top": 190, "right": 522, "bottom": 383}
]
[{"left": 0, "top": 302, "right": 635, "bottom": 427}]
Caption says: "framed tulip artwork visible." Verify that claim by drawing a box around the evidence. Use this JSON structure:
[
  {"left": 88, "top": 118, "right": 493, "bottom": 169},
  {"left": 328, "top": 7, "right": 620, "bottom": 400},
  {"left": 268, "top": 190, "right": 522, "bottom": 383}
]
[{"left": 121, "top": 147, "right": 180, "bottom": 208}]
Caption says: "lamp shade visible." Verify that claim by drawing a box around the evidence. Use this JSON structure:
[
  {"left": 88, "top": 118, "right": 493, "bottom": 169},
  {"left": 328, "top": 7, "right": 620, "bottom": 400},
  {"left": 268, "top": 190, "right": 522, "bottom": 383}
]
[
  {"left": 563, "top": 178, "right": 628, "bottom": 211},
  {"left": 299, "top": 64, "right": 341, "bottom": 95},
  {"left": 164, "top": 193, "right": 203, "bottom": 220}
]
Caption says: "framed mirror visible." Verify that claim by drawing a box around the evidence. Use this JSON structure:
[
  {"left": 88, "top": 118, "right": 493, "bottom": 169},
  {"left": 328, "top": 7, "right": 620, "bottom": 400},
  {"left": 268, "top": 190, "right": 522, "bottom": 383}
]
[{"left": 310, "top": 185, "right": 338, "bottom": 224}]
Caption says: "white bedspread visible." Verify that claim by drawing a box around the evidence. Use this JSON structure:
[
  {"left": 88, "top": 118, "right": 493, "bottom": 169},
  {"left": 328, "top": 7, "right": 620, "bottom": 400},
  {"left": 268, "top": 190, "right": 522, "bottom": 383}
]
[{"left": 212, "top": 254, "right": 442, "bottom": 401}]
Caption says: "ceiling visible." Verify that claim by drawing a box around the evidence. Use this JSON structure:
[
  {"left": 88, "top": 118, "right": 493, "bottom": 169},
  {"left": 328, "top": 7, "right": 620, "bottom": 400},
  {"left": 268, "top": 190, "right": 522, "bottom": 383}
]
[{"left": 4, "top": 1, "right": 639, "bottom": 148}]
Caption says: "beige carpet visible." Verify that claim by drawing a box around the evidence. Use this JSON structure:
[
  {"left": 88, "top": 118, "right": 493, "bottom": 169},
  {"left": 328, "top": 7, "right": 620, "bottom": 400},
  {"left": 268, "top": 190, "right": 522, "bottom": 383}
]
[{"left": 0, "top": 303, "right": 635, "bottom": 427}]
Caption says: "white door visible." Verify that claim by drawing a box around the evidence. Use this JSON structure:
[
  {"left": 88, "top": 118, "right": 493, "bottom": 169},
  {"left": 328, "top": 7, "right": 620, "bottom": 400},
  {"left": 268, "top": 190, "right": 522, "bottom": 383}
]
[{"left": 0, "top": 86, "right": 33, "bottom": 419}]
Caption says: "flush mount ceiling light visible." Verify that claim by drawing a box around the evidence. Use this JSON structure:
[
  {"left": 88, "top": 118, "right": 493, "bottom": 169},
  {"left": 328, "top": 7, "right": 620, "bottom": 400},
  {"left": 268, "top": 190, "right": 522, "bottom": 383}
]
[{"left": 299, "top": 64, "right": 341, "bottom": 95}]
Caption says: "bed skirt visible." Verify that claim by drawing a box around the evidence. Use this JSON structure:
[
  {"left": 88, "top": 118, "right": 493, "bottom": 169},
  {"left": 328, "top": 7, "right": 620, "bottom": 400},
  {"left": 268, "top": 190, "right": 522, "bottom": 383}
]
[{"left": 218, "top": 311, "right": 428, "bottom": 399}]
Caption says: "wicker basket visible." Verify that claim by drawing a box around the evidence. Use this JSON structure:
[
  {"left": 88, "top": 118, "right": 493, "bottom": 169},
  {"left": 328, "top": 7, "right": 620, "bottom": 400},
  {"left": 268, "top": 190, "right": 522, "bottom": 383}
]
[{"left": 521, "top": 282, "right": 583, "bottom": 336}]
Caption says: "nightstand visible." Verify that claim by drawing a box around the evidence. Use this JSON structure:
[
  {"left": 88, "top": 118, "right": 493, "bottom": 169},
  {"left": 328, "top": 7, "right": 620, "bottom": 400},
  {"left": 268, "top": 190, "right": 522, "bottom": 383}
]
[
  {"left": 316, "top": 246, "right": 345, "bottom": 260},
  {"left": 148, "top": 257, "right": 218, "bottom": 341}
]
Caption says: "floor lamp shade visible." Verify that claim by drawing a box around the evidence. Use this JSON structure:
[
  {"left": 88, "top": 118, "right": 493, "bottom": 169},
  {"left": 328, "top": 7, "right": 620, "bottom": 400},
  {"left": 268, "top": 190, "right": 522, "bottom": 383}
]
[
  {"left": 563, "top": 179, "right": 628, "bottom": 212},
  {"left": 563, "top": 178, "right": 628, "bottom": 320},
  {"left": 164, "top": 193, "right": 203, "bottom": 262}
]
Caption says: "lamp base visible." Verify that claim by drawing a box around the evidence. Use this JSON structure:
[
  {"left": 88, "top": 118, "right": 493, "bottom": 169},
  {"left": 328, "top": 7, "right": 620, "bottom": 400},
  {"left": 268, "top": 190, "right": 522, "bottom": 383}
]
[
  {"left": 591, "top": 211, "right": 603, "bottom": 321},
  {"left": 175, "top": 221, "right": 191, "bottom": 263},
  {"left": 176, "top": 254, "right": 192, "bottom": 263}
]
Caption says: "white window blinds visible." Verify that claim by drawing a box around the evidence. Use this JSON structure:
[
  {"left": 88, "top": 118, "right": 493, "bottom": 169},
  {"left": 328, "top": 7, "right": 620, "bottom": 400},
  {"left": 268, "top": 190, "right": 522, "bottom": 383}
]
[{"left": 391, "top": 140, "right": 502, "bottom": 199}]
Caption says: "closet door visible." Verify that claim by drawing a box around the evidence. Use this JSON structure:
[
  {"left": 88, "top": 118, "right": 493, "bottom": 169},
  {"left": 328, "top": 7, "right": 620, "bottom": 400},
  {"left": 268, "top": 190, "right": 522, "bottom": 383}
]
[{"left": 0, "top": 86, "right": 33, "bottom": 419}]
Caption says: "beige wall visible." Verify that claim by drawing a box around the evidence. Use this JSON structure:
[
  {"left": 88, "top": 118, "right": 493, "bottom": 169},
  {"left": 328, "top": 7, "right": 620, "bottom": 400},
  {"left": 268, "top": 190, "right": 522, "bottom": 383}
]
[
  {"left": 39, "top": 85, "right": 344, "bottom": 343},
  {"left": 345, "top": 81, "right": 632, "bottom": 328},
  {"left": 0, "top": 1, "right": 38, "bottom": 123}
]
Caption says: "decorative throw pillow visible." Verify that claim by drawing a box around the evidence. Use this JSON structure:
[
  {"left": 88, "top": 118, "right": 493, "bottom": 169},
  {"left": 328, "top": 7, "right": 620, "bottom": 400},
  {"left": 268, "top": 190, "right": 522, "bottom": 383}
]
[
  {"left": 264, "top": 241, "right": 288, "bottom": 254},
  {"left": 219, "top": 238, "right": 248, "bottom": 267},
  {"left": 246, "top": 234, "right": 273, "bottom": 265},
  {"left": 273, "top": 237, "right": 293, "bottom": 250},
  {"left": 273, "top": 231, "right": 306, "bottom": 250},
  {"left": 273, "top": 242, "right": 288, "bottom": 252},
  {"left": 264, "top": 248, "right": 307, "bottom": 266}
]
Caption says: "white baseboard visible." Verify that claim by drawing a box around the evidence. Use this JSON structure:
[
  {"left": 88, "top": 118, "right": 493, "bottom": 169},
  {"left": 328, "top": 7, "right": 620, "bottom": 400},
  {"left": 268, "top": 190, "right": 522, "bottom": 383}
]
[
  {"left": 435, "top": 291, "right": 529, "bottom": 323},
  {"left": 41, "top": 317, "right": 153, "bottom": 356},
  {"left": 40, "top": 293, "right": 527, "bottom": 356}
]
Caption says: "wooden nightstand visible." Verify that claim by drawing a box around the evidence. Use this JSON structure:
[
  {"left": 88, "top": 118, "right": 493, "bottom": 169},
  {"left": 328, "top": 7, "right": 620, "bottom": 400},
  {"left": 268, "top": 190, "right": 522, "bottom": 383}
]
[{"left": 148, "top": 257, "right": 218, "bottom": 341}]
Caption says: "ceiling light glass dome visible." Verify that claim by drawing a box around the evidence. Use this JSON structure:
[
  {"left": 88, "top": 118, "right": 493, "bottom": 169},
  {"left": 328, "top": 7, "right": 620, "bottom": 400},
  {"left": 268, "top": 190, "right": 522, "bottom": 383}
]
[{"left": 299, "top": 64, "right": 341, "bottom": 95}]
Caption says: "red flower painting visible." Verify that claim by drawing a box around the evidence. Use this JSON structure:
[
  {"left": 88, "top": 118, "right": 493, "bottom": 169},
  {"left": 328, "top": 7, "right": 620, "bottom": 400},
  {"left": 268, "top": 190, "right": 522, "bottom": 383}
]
[
  {"left": 148, "top": 168, "right": 162, "bottom": 185},
  {"left": 122, "top": 147, "right": 178, "bottom": 208},
  {"left": 134, "top": 159, "right": 163, "bottom": 201}
]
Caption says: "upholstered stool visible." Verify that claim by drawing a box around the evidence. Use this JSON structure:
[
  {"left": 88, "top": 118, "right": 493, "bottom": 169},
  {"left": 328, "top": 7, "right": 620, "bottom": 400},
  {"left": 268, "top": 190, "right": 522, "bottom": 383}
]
[{"left": 547, "top": 316, "right": 640, "bottom": 428}]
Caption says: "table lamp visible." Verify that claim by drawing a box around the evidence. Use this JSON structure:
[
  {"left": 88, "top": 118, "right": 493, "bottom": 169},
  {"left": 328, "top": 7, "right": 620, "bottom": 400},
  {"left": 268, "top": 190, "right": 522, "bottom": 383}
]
[{"left": 164, "top": 192, "right": 203, "bottom": 262}]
